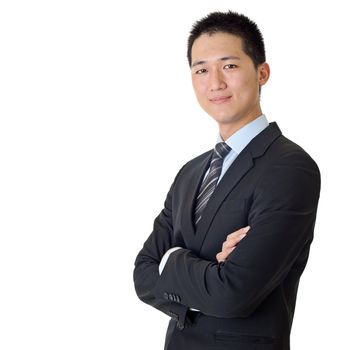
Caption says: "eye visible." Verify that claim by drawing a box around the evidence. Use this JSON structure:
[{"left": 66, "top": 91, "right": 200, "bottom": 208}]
[
  {"left": 195, "top": 68, "right": 207, "bottom": 75},
  {"left": 224, "top": 64, "right": 237, "bottom": 70}
]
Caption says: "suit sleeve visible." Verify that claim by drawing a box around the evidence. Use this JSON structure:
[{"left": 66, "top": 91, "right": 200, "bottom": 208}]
[
  {"left": 152, "top": 151, "right": 321, "bottom": 318},
  {"left": 133, "top": 164, "right": 189, "bottom": 327}
]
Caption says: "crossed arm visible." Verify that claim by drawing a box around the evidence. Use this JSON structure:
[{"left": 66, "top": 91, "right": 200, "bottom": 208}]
[
  {"left": 134, "top": 152, "right": 320, "bottom": 320},
  {"left": 159, "top": 226, "right": 251, "bottom": 275}
]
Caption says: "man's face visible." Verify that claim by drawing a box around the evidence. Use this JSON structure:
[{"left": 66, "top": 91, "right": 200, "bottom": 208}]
[{"left": 191, "top": 32, "right": 269, "bottom": 131}]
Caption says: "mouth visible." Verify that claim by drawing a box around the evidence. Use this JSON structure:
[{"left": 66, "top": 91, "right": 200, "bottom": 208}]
[{"left": 209, "top": 96, "right": 232, "bottom": 105}]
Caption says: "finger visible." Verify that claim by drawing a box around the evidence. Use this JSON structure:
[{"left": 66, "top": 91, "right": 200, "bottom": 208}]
[
  {"left": 222, "top": 240, "right": 231, "bottom": 250},
  {"left": 225, "top": 231, "right": 249, "bottom": 248},
  {"left": 220, "top": 226, "right": 251, "bottom": 259},
  {"left": 216, "top": 252, "right": 224, "bottom": 263},
  {"left": 226, "top": 226, "right": 250, "bottom": 240},
  {"left": 216, "top": 246, "right": 236, "bottom": 262},
  {"left": 222, "top": 238, "right": 239, "bottom": 250},
  {"left": 217, "top": 251, "right": 229, "bottom": 263},
  {"left": 224, "top": 235, "right": 245, "bottom": 249}
]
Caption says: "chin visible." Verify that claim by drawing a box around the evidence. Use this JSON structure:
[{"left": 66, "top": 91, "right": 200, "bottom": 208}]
[{"left": 210, "top": 113, "right": 238, "bottom": 125}]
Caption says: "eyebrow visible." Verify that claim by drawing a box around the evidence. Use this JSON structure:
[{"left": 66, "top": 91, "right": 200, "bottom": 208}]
[{"left": 191, "top": 56, "right": 241, "bottom": 68}]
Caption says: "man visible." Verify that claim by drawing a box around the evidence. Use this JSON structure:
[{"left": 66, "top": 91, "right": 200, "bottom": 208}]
[{"left": 133, "top": 11, "right": 320, "bottom": 350}]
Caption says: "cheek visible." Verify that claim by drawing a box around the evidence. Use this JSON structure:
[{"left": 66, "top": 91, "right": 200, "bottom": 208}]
[
  {"left": 230, "top": 73, "right": 250, "bottom": 88},
  {"left": 192, "top": 79, "right": 208, "bottom": 99},
  {"left": 230, "top": 75, "right": 257, "bottom": 98}
]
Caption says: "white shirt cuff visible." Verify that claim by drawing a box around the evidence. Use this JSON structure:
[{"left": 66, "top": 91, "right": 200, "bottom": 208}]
[{"left": 159, "top": 247, "right": 182, "bottom": 274}]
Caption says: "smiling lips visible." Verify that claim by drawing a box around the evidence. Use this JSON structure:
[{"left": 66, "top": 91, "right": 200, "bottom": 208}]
[{"left": 209, "top": 95, "right": 232, "bottom": 104}]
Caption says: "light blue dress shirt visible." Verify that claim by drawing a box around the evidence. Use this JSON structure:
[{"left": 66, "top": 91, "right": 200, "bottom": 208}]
[{"left": 214, "top": 114, "right": 269, "bottom": 183}]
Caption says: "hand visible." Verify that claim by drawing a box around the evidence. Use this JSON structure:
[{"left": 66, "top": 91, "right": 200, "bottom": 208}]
[{"left": 216, "top": 226, "right": 250, "bottom": 263}]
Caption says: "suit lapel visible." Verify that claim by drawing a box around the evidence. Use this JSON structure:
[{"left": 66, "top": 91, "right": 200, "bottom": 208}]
[{"left": 194, "top": 122, "right": 282, "bottom": 252}]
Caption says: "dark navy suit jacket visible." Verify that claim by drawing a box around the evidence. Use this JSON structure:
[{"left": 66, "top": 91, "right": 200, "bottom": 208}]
[{"left": 134, "top": 123, "right": 321, "bottom": 350}]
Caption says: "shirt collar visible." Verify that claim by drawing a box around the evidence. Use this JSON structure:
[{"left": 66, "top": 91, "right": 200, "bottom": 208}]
[{"left": 217, "top": 115, "right": 269, "bottom": 155}]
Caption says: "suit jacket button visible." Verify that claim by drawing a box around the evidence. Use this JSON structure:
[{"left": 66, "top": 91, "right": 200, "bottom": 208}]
[{"left": 163, "top": 292, "right": 169, "bottom": 300}]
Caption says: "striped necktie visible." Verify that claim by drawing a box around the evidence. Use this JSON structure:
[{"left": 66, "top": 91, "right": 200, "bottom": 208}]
[{"left": 194, "top": 142, "right": 231, "bottom": 226}]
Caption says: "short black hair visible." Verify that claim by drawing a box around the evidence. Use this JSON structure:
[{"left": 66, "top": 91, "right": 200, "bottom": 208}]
[{"left": 187, "top": 11, "right": 266, "bottom": 69}]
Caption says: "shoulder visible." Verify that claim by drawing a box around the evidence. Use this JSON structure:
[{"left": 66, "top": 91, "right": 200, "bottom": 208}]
[
  {"left": 171, "top": 149, "right": 212, "bottom": 185},
  {"left": 177, "top": 149, "right": 212, "bottom": 173},
  {"left": 269, "top": 135, "right": 320, "bottom": 176},
  {"left": 255, "top": 134, "right": 321, "bottom": 202}
]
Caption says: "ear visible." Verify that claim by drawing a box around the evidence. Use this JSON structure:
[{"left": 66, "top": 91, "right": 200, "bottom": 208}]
[{"left": 258, "top": 62, "right": 270, "bottom": 86}]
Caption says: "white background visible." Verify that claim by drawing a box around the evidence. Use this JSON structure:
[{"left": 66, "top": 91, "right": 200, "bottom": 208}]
[{"left": 0, "top": 0, "right": 349, "bottom": 349}]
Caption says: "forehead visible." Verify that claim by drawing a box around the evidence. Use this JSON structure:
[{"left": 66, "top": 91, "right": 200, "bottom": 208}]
[{"left": 191, "top": 32, "right": 246, "bottom": 62}]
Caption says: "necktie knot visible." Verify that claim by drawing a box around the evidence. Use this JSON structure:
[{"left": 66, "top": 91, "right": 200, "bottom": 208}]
[{"left": 214, "top": 142, "right": 231, "bottom": 159}]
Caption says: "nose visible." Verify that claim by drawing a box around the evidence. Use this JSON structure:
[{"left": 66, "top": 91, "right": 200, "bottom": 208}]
[{"left": 209, "top": 69, "right": 227, "bottom": 91}]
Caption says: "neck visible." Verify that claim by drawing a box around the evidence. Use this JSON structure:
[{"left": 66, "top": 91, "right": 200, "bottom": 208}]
[{"left": 219, "top": 110, "right": 263, "bottom": 141}]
